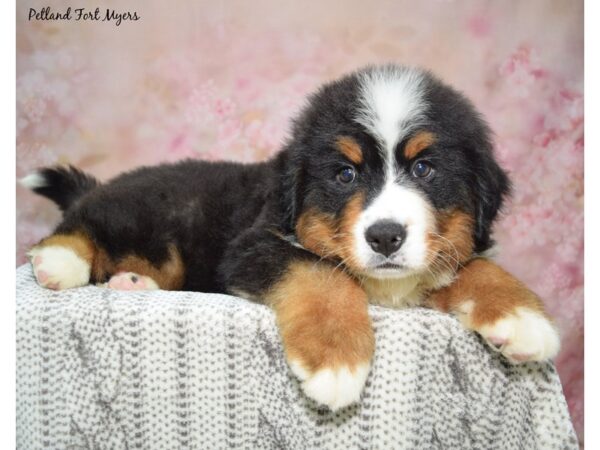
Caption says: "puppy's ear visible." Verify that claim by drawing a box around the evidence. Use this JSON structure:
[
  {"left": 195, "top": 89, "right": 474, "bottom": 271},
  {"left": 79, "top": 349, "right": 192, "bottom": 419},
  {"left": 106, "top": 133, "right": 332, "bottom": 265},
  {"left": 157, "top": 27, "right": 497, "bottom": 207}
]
[
  {"left": 276, "top": 144, "right": 305, "bottom": 233},
  {"left": 472, "top": 148, "right": 511, "bottom": 253}
]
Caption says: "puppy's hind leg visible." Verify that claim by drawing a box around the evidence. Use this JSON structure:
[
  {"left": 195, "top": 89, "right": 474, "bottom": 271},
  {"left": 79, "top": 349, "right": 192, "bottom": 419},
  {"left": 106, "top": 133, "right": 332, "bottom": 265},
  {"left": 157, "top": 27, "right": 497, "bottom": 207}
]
[
  {"left": 103, "top": 245, "right": 185, "bottom": 291},
  {"left": 28, "top": 231, "right": 95, "bottom": 290}
]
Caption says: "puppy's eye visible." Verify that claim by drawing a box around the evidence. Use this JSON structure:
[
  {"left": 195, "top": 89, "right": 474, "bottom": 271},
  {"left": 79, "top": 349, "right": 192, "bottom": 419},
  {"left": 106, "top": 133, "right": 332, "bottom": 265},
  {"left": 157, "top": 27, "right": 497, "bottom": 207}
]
[
  {"left": 337, "top": 167, "right": 356, "bottom": 184},
  {"left": 411, "top": 161, "right": 433, "bottom": 178}
]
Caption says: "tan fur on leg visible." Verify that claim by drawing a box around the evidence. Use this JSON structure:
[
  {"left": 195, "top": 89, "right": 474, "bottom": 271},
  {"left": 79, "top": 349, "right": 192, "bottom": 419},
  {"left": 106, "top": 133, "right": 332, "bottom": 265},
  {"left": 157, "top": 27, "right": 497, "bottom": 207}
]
[
  {"left": 30, "top": 232, "right": 184, "bottom": 291},
  {"left": 427, "top": 258, "right": 560, "bottom": 363},
  {"left": 97, "top": 245, "right": 185, "bottom": 290},
  {"left": 267, "top": 261, "right": 374, "bottom": 410}
]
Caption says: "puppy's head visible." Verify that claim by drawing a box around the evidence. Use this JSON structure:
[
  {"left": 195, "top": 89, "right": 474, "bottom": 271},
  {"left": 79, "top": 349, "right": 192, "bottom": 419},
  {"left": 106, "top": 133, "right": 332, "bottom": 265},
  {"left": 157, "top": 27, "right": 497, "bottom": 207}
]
[{"left": 282, "top": 65, "right": 509, "bottom": 281}]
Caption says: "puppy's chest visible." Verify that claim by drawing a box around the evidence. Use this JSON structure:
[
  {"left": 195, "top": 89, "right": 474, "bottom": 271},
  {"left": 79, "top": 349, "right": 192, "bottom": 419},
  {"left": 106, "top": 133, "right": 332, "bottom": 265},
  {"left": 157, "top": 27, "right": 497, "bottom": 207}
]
[
  {"left": 361, "top": 271, "right": 455, "bottom": 309},
  {"left": 361, "top": 277, "right": 425, "bottom": 308}
]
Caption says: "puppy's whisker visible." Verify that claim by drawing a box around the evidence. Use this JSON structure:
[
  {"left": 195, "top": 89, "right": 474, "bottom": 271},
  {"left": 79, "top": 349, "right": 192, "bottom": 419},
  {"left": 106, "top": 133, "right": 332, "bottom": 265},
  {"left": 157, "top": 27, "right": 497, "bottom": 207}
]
[{"left": 434, "top": 234, "right": 462, "bottom": 265}]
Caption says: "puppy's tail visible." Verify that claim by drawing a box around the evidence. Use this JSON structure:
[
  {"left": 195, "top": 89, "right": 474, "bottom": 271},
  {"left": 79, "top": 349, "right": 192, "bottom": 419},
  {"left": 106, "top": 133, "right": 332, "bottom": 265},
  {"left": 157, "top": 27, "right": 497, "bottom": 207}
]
[{"left": 19, "top": 165, "right": 100, "bottom": 212}]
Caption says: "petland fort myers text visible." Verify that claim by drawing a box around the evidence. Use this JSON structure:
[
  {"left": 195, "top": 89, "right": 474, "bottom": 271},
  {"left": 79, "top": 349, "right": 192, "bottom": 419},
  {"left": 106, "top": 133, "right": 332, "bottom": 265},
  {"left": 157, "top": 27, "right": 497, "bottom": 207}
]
[{"left": 28, "top": 7, "right": 139, "bottom": 26}]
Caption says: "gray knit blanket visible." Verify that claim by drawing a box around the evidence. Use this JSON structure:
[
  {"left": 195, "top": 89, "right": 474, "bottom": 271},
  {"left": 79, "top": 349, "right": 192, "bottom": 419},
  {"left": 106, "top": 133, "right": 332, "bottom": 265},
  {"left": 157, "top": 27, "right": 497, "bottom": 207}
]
[{"left": 16, "top": 265, "right": 578, "bottom": 449}]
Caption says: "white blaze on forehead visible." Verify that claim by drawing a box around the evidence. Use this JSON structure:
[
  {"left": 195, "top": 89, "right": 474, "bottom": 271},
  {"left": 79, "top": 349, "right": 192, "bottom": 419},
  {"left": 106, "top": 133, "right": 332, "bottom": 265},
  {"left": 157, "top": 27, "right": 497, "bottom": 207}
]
[
  {"left": 355, "top": 66, "right": 427, "bottom": 166},
  {"left": 351, "top": 67, "right": 433, "bottom": 278}
]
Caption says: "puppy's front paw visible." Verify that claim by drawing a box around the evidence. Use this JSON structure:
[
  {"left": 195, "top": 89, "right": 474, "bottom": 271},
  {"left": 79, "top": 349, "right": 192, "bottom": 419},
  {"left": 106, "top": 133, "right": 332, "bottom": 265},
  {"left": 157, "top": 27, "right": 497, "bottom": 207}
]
[
  {"left": 28, "top": 245, "right": 90, "bottom": 290},
  {"left": 290, "top": 359, "right": 371, "bottom": 411},
  {"left": 427, "top": 259, "right": 561, "bottom": 364},
  {"left": 269, "top": 261, "right": 375, "bottom": 411},
  {"left": 477, "top": 307, "right": 560, "bottom": 363}
]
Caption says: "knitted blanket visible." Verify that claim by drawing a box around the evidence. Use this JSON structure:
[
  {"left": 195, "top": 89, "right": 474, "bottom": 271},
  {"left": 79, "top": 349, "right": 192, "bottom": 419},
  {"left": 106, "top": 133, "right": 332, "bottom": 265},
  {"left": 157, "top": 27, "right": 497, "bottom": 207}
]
[{"left": 16, "top": 265, "right": 578, "bottom": 449}]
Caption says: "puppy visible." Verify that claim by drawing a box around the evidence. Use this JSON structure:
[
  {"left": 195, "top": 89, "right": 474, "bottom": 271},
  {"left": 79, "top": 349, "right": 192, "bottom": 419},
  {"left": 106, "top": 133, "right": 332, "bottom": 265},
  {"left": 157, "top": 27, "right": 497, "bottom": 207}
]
[{"left": 22, "top": 64, "right": 560, "bottom": 411}]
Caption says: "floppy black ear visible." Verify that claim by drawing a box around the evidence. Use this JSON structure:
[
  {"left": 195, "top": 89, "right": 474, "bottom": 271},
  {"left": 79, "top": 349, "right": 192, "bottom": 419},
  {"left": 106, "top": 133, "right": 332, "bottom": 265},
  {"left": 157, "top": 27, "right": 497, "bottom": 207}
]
[
  {"left": 472, "top": 148, "right": 511, "bottom": 253},
  {"left": 275, "top": 144, "right": 305, "bottom": 233}
]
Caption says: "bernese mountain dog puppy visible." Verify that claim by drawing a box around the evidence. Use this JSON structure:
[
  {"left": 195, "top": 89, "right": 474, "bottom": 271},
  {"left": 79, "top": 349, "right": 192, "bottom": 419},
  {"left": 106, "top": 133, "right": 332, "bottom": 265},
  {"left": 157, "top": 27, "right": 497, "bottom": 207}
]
[{"left": 22, "top": 64, "right": 560, "bottom": 411}]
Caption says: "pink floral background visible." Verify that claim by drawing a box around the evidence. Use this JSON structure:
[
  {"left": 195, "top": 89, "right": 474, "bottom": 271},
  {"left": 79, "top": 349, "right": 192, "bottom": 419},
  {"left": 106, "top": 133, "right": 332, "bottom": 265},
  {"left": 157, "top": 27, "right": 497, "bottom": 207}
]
[{"left": 16, "top": 0, "right": 584, "bottom": 444}]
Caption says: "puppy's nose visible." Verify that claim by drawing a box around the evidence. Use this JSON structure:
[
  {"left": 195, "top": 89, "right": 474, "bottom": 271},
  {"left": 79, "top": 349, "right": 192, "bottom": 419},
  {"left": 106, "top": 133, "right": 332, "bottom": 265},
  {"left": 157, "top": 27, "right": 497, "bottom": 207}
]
[{"left": 365, "top": 221, "right": 407, "bottom": 257}]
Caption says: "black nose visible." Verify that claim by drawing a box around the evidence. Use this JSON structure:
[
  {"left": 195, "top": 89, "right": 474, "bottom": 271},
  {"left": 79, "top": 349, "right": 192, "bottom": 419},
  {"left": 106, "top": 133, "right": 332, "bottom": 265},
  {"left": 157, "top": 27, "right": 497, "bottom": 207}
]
[{"left": 365, "top": 221, "right": 407, "bottom": 257}]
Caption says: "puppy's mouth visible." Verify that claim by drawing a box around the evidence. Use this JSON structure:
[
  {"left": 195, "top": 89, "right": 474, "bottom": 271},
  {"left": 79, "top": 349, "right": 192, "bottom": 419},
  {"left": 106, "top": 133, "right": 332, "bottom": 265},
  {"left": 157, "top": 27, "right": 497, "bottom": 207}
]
[
  {"left": 374, "top": 262, "right": 403, "bottom": 270},
  {"left": 362, "top": 261, "right": 419, "bottom": 279}
]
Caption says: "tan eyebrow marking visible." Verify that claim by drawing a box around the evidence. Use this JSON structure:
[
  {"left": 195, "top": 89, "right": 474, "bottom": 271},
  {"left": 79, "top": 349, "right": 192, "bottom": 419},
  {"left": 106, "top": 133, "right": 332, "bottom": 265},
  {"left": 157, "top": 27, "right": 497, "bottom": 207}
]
[
  {"left": 404, "top": 131, "right": 436, "bottom": 159},
  {"left": 335, "top": 136, "right": 364, "bottom": 165}
]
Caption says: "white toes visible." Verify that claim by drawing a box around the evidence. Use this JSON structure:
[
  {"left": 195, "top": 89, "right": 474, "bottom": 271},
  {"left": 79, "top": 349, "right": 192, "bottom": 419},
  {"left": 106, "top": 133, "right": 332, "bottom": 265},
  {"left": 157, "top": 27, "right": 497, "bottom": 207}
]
[
  {"left": 29, "top": 245, "right": 90, "bottom": 290},
  {"left": 479, "top": 307, "right": 560, "bottom": 363},
  {"left": 290, "top": 361, "right": 371, "bottom": 411}
]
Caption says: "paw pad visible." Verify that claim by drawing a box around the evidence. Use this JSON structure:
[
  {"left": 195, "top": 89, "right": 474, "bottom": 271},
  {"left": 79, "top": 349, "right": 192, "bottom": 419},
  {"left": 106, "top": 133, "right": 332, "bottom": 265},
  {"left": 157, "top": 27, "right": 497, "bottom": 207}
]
[
  {"left": 487, "top": 336, "right": 507, "bottom": 350},
  {"left": 107, "top": 272, "right": 159, "bottom": 291},
  {"left": 36, "top": 269, "right": 48, "bottom": 284}
]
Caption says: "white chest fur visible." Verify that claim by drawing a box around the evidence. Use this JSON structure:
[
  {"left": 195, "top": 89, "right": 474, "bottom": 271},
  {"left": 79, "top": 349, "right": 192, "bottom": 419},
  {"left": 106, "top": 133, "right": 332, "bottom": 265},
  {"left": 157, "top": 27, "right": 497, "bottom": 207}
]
[
  {"left": 361, "top": 275, "right": 425, "bottom": 308},
  {"left": 361, "top": 270, "right": 456, "bottom": 309}
]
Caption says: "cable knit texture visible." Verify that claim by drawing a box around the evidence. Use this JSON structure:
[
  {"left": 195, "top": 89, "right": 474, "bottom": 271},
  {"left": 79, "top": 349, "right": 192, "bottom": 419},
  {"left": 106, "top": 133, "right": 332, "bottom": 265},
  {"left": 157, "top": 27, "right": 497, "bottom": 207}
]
[{"left": 16, "top": 265, "right": 577, "bottom": 449}]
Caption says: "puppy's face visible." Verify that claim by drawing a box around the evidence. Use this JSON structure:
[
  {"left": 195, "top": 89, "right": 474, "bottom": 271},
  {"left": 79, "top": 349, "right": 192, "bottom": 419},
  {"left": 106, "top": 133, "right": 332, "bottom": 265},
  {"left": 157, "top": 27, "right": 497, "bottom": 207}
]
[{"left": 286, "top": 65, "right": 509, "bottom": 281}]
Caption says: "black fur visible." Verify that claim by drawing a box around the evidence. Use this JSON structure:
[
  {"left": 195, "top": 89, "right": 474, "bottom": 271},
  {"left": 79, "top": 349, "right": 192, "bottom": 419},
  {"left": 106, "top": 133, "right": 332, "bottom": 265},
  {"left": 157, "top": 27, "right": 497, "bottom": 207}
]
[
  {"left": 29, "top": 65, "right": 510, "bottom": 296},
  {"left": 419, "top": 71, "right": 511, "bottom": 251}
]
